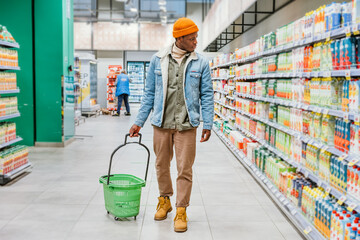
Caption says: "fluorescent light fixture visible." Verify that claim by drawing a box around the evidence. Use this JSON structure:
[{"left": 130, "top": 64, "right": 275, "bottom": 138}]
[
  {"left": 130, "top": 8, "right": 137, "bottom": 12},
  {"left": 158, "top": 0, "right": 166, "bottom": 6}
]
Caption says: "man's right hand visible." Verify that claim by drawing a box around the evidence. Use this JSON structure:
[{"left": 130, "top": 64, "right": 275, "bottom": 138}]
[{"left": 129, "top": 124, "right": 141, "bottom": 137}]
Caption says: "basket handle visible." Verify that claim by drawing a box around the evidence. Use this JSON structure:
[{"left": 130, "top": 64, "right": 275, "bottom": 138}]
[{"left": 106, "top": 133, "right": 150, "bottom": 185}]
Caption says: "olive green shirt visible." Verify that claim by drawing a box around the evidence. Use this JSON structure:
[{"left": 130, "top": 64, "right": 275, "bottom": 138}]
[{"left": 161, "top": 53, "right": 193, "bottom": 131}]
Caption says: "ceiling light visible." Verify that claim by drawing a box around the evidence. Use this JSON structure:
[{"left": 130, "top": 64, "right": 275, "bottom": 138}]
[
  {"left": 158, "top": 0, "right": 166, "bottom": 6},
  {"left": 130, "top": 8, "right": 137, "bottom": 12}
]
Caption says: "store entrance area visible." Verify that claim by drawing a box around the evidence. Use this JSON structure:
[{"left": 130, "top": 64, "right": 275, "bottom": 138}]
[{"left": 0, "top": 104, "right": 301, "bottom": 240}]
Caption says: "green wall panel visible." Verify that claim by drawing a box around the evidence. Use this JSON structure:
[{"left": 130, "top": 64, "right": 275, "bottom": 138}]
[
  {"left": 63, "top": 0, "right": 75, "bottom": 141},
  {"left": 35, "top": 0, "right": 65, "bottom": 143},
  {"left": 0, "top": 0, "right": 35, "bottom": 146}
]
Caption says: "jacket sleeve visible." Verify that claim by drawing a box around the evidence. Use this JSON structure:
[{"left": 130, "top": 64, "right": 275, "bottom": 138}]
[
  {"left": 200, "top": 62, "right": 214, "bottom": 130},
  {"left": 134, "top": 56, "right": 156, "bottom": 127}
]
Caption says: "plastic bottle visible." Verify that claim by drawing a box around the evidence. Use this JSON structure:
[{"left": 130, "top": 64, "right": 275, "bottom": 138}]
[
  {"left": 350, "top": 226, "right": 358, "bottom": 240},
  {"left": 356, "top": 230, "right": 360, "bottom": 240}
]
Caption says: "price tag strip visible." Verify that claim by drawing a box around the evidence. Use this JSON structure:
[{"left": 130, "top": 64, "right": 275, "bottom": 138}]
[
  {"left": 345, "top": 70, "right": 351, "bottom": 80},
  {"left": 338, "top": 154, "right": 348, "bottom": 161},
  {"left": 348, "top": 158, "right": 360, "bottom": 167},
  {"left": 337, "top": 195, "right": 347, "bottom": 205},
  {"left": 347, "top": 202, "right": 357, "bottom": 212},
  {"left": 304, "top": 226, "right": 312, "bottom": 235},
  {"left": 355, "top": 114, "right": 360, "bottom": 126},
  {"left": 325, "top": 186, "right": 332, "bottom": 196}
]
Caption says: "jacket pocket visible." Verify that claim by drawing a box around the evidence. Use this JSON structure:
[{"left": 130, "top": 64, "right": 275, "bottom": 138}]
[{"left": 189, "top": 72, "right": 201, "bottom": 87}]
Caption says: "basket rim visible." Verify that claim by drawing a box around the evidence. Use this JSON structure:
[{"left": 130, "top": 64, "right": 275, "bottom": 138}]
[{"left": 99, "top": 174, "right": 146, "bottom": 188}]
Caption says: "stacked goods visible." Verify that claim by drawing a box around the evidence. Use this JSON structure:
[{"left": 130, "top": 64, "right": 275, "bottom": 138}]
[
  {"left": 0, "top": 97, "right": 18, "bottom": 116},
  {"left": 0, "top": 48, "right": 18, "bottom": 67},
  {"left": 0, "top": 146, "right": 28, "bottom": 175},
  {"left": 0, "top": 25, "right": 16, "bottom": 43},
  {"left": 0, "top": 73, "right": 16, "bottom": 90}
]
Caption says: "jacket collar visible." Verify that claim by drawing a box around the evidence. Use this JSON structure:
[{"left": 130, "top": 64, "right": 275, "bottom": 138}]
[{"left": 156, "top": 44, "right": 198, "bottom": 60}]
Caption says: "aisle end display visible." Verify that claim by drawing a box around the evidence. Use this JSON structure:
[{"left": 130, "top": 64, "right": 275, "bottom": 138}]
[
  {"left": 106, "top": 65, "right": 122, "bottom": 113},
  {"left": 0, "top": 25, "right": 30, "bottom": 185}
]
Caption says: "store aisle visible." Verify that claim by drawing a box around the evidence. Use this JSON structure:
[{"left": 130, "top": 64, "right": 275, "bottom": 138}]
[{"left": 0, "top": 106, "right": 303, "bottom": 240}]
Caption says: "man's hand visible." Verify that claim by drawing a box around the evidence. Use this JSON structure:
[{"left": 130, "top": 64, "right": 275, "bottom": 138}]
[
  {"left": 129, "top": 124, "right": 141, "bottom": 137},
  {"left": 200, "top": 129, "right": 211, "bottom": 142}
]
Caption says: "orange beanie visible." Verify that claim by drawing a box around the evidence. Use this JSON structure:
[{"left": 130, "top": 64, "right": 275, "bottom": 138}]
[{"left": 173, "top": 18, "right": 199, "bottom": 38}]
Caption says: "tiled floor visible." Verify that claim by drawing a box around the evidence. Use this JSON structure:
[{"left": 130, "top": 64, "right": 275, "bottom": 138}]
[{"left": 0, "top": 106, "right": 304, "bottom": 240}]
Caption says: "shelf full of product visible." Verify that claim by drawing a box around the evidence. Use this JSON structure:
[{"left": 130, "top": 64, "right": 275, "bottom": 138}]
[
  {"left": 127, "top": 62, "right": 147, "bottom": 103},
  {"left": 0, "top": 25, "right": 30, "bottom": 185},
  {"left": 211, "top": 2, "right": 360, "bottom": 240},
  {"left": 106, "top": 65, "right": 122, "bottom": 112}
]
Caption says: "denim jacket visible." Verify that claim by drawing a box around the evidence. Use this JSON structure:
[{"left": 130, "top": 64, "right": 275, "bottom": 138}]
[{"left": 134, "top": 45, "right": 214, "bottom": 130}]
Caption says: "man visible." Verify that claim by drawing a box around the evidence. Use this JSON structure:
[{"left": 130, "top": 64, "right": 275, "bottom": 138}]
[
  {"left": 114, "top": 70, "right": 131, "bottom": 116},
  {"left": 129, "top": 17, "right": 214, "bottom": 232}
]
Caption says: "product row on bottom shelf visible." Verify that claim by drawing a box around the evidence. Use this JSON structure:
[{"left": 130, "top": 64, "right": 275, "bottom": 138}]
[
  {"left": 214, "top": 119, "right": 360, "bottom": 240},
  {"left": 0, "top": 145, "right": 28, "bottom": 175}
]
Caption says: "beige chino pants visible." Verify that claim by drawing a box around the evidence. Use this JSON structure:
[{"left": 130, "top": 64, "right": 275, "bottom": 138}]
[{"left": 153, "top": 126, "right": 196, "bottom": 208}]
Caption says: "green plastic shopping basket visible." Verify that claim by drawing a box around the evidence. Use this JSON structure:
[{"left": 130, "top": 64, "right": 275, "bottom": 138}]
[{"left": 99, "top": 133, "right": 150, "bottom": 220}]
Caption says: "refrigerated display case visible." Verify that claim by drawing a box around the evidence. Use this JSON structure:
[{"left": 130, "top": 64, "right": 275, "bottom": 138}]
[{"left": 127, "top": 61, "right": 149, "bottom": 103}]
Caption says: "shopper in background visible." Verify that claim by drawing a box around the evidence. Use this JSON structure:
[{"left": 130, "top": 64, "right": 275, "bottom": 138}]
[
  {"left": 129, "top": 17, "right": 214, "bottom": 232},
  {"left": 115, "top": 70, "right": 131, "bottom": 116}
]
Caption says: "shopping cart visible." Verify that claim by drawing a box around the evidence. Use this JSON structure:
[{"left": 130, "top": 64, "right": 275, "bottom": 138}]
[{"left": 99, "top": 133, "right": 150, "bottom": 220}]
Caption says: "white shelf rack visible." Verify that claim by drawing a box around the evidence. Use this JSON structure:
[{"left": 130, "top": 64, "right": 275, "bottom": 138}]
[
  {"left": 0, "top": 66, "right": 20, "bottom": 71},
  {"left": 0, "top": 112, "right": 20, "bottom": 121},
  {"left": 0, "top": 89, "right": 20, "bottom": 94},
  {"left": 231, "top": 123, "right": 360, "bottom": 214},
  {"left": 0, "top": 137, "right": 22, "bottom": 150},
  {"left": 0, "top": 40, "right": 20, "bottom": 49},
  {"left": 230, "top": 92, "right": 358, "bottom": 162},
  {"left": 0, "top": 162, "right": 32, "bottom": 185},
  {"left": 211, "top": 24, "right": 360, "bottom": 70},
  {"left": 213, "top": 127, "right": 325, "bottom": 240},
  {"left": 213, "top": 89, "right": 229, "bottom": 95},
  {"left": 233, "top": 92, "right": 355, "bottom": 120}
]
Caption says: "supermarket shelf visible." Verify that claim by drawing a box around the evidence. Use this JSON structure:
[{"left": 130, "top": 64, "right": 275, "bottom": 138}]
[
  {"left": 212, "top": 127, "right": 324, "bottom": 240},
  {"left": 0, "top": 162, "right": 32, "bottom": 185},
  {"left": 232, "top": 123, "right": 360, "bottom": 214},
  {"left": 0, "top": 89, "right": 20, "bottom": 94},
  {"left": 235, "top": 106, "right": 355, "bottom": 162},
  {"left": 0, "top": 112, "right": 20, "bottom": 121},
  {"left": 0, "top": 137, "right": 23, "bottom": 150},
  {"left": 233, "top": 92, "right": 355, "bottom": 120},
  {"left": 213, "top": 89, "right": 229, "bottom": 95},
  {"left": 212, "top": 75, "right": 235, "bottom": 80},
  {"left": 229, "top": 69, "right": 360, "bottom": 80},
  {"left": 214, "top": 111, "right": 227, "bottom": 121},
  {"left": 226, "top": 96, "right": 235, "bottom": 100},
  {"left": 0, "top": 66, "right": 20, "bottom": 71},
  {"left": 0, "top": 40, "right": 20, "bottom": 49},
  {"left": 211, "top": 24, "right": 360, "bottom": 69}
]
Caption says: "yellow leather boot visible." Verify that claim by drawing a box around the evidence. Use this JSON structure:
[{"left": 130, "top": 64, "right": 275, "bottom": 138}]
[
  {"left": 154, "top": 196, "right": 172, "bottom": 220},
  {"left": 174, "top": 207, "right": 188, "bottom": 232}
]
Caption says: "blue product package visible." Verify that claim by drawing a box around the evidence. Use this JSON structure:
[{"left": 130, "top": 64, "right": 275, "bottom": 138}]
[
  {"left": 341, "top": 2, "right": 352, "bottom": 27},
  {"left": 356, "top": 37, "right": 360, "bottom": 68},
  {"left": 342, "top": 37, "right": 355, "bottom": 69},
  {"left": 326, "top": 4, "right": 333, "bottom": 31},
  {"left": 350, "top": 226, "right": 357, "bottom": 240},
  {"left": 337, "top": 40, "right": 341, "bottom": 69},
  {"left": 332, "top": 3, "right": 342, "bottom": 30},
  {"left": 330, "top": 155, "right": 334, "bottom": 184}
]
